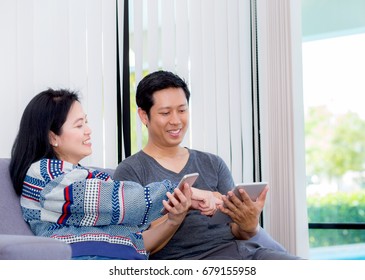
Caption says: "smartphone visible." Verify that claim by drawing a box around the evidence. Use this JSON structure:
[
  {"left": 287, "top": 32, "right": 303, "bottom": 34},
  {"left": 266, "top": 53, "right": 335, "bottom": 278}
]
[
  {"left": 233, "top": 182, "right": 268, "bottom": 201},
  {"left": 177, "top": 173, "right": 199, "bottom": 190},
  {"left": 161, "top": 173, "right": 199, "bottom": 214}
]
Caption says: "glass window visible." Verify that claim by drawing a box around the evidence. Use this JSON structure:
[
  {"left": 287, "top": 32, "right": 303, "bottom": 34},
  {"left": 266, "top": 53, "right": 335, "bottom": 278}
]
[{"left": 302, "top": 0, "right": 365, "bottom": 259}]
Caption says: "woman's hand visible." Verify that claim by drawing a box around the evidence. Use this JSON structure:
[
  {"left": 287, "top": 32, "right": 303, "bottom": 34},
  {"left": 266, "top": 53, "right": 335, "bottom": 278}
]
[{"left": 190, "top": 187, "right": 223, "bottom": 216}]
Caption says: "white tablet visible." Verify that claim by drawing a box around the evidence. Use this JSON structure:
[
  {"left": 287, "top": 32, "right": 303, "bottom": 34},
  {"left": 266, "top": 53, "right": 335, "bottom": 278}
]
[
  {"left": 209, "top": 182, "right": 268, "bottom": 224},
  {"left": 233, "top": 182, "right": 268, "bottom": 201}
]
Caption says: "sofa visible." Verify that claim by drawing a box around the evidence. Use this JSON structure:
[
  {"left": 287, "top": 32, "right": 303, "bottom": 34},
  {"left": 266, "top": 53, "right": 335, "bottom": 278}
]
[{"left": 0, "top": 158, "right": 73, "bottom": 259}]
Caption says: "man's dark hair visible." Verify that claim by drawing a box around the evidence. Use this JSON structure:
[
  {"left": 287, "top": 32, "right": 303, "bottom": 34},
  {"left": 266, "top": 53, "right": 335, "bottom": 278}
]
[{"left": 136, "top": 70, "right": 190, "bottom": 117}]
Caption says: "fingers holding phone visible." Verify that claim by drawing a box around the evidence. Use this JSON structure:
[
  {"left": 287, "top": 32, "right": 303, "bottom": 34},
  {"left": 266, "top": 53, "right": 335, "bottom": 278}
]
[
  {"left": 162, "top": 183, "right": 191, "bottom": 215},
  {"left": 161, "top": 173, "right": 198, "bottom": 215}
]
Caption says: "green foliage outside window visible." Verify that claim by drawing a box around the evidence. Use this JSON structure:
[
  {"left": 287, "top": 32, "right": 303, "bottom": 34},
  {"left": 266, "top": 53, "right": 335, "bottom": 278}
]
[
  {"left": 307, "top": 190, "right": 365, "bottom": 247},
  {"left": 130, "top": 71, "right": 149, "bottom": 154},
  {"left": 306, "top": 106, "right": 365, "bottom": 180},
  {"left": 306, "top": 106, "right": 365, "bottom": 247}
]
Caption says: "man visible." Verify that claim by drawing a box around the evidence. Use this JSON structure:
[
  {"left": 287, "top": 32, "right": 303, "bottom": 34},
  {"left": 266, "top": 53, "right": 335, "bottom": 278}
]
[{"left": 114, "top": 70, "right": 301, "bottom": 260}]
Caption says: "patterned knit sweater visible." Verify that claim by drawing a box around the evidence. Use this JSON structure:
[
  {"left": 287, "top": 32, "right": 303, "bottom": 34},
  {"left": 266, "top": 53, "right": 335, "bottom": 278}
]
[{"left": 20, "top": 159, "right": 175, "bottom": 259}]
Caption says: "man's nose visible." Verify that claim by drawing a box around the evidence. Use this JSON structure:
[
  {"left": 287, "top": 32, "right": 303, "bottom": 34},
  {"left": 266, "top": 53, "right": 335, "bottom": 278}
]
[{"left": 169, "top": 111, "right": 181, "bottom": 124}]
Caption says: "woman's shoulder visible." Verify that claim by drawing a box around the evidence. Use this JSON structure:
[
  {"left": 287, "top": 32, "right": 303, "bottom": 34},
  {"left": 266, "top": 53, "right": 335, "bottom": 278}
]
[{"left": 27, "top": 158, "right": 74, "bottom": 179}]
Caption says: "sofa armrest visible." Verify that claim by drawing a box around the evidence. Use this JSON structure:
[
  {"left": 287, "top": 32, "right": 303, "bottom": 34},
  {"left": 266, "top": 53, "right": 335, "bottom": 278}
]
[{"left": 0, "top": 234, "right": 72, "bottom": 260}]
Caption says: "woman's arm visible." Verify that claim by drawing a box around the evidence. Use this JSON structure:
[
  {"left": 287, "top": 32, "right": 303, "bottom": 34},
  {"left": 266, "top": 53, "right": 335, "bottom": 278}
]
[{"left": 22, "top": 159, "right": 176, "bottom": 227}]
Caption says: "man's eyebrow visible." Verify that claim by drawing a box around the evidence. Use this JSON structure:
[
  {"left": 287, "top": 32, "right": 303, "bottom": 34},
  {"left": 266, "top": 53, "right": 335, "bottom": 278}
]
[
  {"left": 158, "top": 104, "right": 187, "bottom": 110},
  {"left": 157, "top": 106, "right": 170, "bottom": 109}
]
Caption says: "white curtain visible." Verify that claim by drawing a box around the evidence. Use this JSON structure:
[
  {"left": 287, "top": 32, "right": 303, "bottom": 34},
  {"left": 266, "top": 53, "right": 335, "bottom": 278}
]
[
  {"left": 257, "top": 0, "right": 309, "bottom": 257},
  {"left": 0, "top": 0, "right": 309, "bottom": 258},
  {"left": 129, "top": 0, "right": 254, "bottom": 183},
  {"left": 0, "top": 0, "right": 119, "bottom": 168}
]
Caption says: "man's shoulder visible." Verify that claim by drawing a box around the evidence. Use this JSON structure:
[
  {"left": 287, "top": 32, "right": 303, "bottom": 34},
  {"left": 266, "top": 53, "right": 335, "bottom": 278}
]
[
  {"left": 189, "top": 148, "right": 222, "bottom": 162},
  {"left": 114, "top": 151, "right": 152, "bottom": 181},
  {"left": 188, "top": 149, "right": 230, "bottom": 175},
  {"left": 118, "top": 151, "right": 147, "bottom": 166}
]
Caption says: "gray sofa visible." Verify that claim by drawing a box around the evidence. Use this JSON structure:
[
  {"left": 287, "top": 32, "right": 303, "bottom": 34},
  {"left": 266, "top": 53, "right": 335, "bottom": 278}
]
[{"left": 0, "top": 158, "right": 72, "bottom": 259}]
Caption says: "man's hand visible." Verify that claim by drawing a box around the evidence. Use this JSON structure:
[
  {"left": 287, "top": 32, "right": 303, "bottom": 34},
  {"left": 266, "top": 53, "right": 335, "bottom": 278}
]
[
  {"left": 190, "top": 187, "right": 223, "bottom": 216},
  {"left": 144, "top": 184, "right": 192, "bottom": 254},
  {"left": 218, "top": 185, "right": 269, "bottom": 239},
  {"left": 162, "top": 183, "right": 192, "bottom": 225}
]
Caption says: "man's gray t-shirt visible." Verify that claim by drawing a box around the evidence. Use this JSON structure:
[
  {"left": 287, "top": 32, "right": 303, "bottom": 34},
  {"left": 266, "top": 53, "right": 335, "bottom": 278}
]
[{"left": 114, "top": 148, "right": 236, "bottom": 259}]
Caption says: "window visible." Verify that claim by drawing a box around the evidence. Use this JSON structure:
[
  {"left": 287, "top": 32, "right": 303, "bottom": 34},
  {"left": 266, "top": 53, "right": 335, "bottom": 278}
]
[
  {"left": 127, "top": 0, "right": 254, "bottom": 183},
  {"left": 302, "top": 0, "right": 365, "bottom": 259}
]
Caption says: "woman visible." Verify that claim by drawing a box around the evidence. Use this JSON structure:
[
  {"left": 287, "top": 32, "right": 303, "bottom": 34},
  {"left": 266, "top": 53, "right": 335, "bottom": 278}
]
[{"left": 9, "top": 88, "right": 220, "bottom": 260}]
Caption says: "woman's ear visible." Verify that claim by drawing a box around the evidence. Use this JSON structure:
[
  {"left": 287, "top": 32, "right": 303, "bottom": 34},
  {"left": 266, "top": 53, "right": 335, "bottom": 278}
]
[
  {"left": 49, "top": 131, "right": 58, "bottom": 147},
  {"left": 137, "top": 107, "right": 149, "bottom": 127}
]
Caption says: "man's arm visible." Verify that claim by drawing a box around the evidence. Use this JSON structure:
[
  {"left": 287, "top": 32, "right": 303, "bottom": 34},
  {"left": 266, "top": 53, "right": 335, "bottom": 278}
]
[
  {"left": 144, "top": 215, "right": 183, "bottom": 254},
  {"left": 142, "top": 185, "right": 191, "bottom": 254},
  {"left": 230, "top": 223, "right": 259, "bottom": 240}
]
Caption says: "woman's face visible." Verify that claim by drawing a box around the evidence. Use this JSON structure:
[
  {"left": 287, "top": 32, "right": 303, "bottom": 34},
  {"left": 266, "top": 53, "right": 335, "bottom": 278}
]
[{"left": 50, "top": 101, "right": 92, "bottom": 164}]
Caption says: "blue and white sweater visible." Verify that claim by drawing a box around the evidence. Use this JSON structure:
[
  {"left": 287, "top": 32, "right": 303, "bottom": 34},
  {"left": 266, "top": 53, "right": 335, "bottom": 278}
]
[{"left": 20, "top": 159, "right": 175, "bottom": 259}]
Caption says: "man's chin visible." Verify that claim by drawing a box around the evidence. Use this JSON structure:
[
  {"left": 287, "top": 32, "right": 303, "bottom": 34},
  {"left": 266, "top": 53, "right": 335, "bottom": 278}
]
[{"left": 167, "top": 138, "right": 184, "bottom": 145}]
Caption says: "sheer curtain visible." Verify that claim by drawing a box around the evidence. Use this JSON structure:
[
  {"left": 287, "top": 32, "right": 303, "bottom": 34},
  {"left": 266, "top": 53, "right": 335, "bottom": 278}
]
[
  {"left": 0, "top": 0, "right": 119, "bottom": 168},
  {"left": 0, "top": 0, "right": 309, "bottom": 258},
  {"left": 129, "top": 0, "right": 254, "bottom": 182},
  {"left": 257, "top": 0, "right": 309, "bottom": 257}
]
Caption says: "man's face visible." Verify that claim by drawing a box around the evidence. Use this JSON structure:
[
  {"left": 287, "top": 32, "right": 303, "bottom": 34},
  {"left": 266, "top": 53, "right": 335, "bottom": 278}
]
[{"left": 142, "top": 87, "right": 189, "bottom": 148}]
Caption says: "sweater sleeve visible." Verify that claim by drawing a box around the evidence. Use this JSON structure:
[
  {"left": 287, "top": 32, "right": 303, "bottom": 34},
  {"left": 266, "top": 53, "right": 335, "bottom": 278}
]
[{"left": 21, "top": 159, "right": 175, "bottom": 227}]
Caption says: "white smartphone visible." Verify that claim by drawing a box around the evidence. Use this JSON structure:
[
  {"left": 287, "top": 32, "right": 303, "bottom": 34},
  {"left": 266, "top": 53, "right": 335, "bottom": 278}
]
[
  {"left": 177, "top": 172, "right": 199, "bottom": 190},
  {"left": 233, "top": 182, "right": 268, "bottom": 201},
  {"left": 161, "top": 173, "right": 199, "bottom": 214}
]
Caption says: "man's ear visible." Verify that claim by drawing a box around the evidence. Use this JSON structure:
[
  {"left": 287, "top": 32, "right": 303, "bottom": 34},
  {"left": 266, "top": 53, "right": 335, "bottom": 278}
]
[{"left": 137, "top": 108, "right": 149, "bottom": 126}]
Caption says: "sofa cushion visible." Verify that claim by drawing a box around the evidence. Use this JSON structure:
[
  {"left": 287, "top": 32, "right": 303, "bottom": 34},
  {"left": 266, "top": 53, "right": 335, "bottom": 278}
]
[
  {"left": 0, "top": 234, "right": 71, "bottom": 260},
  {"left": 0, "top": 158, "right": 33, "bottom": 235}
]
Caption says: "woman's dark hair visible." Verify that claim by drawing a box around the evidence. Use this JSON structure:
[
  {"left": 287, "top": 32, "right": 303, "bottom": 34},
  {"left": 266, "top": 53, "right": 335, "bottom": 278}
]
[
  {"left": 9, "top": 88, "right": 79, "bottom": 195},
  {"left": 136, "top": 70, "right": 190, "bottom": 117}
]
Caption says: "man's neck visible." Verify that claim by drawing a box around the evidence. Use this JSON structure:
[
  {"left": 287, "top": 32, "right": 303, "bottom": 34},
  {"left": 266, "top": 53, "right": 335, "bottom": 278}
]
[
  {"left": 143, "top": 144, "right": 186, "bottom": 159},
  {"left": 143, "top": 144, "right": 189, "bottom": 173}
]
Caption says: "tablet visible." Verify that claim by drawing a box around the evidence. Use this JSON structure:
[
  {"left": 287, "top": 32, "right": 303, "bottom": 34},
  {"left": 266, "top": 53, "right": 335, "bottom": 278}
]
[
  {"left": 209, "top": 182, "right": 268, "bottom": 224},
  {"left": 233, "top": 182, "right": 268, "bottom": 201}
]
